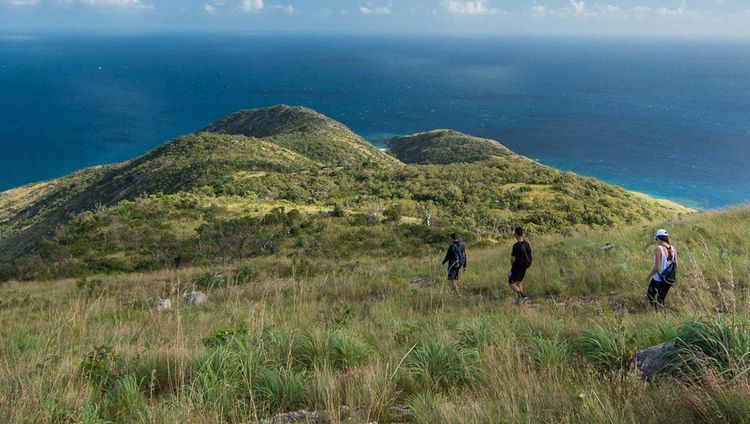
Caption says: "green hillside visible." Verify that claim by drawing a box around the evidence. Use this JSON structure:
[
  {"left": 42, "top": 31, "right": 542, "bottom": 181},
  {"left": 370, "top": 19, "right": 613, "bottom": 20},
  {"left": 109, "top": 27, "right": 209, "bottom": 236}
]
[
  {"left": 386, "top": 129, "right": 512, "bottom": 164},
  {"left": 0, "top": 133, "right": 317, "bottom": 261},
  {"left": 202, "top": 105, "right": 400, "bottom": 168},
  {"left": 0, "top": 106, "right": 686, "bottom": 280}
]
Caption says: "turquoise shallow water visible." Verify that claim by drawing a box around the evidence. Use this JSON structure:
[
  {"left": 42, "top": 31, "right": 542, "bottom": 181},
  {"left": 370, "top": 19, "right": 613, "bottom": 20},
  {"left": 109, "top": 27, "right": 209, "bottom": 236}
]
[{"left": 1, "top": 34, "right": 749, "bottom": 208}]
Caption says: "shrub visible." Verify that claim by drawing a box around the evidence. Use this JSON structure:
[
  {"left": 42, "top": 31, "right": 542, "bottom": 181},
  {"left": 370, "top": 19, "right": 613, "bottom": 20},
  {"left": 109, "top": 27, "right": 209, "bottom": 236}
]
[
  {"left": 253, "top": 367, "right": 310, "bottom": 416},
  {"left": 664, "top": 318, "right": 750, "bottom": 378},
  {"left": 330, "top": 204, "right": 346, "bottom": 218},
  {"left": 202, "top": 323, "right": 250, "bottom": 348},
  {"left": 235, "top": 265, "right": 260, "bottom": 284},
  {"left": 81, "top": 402, "right": 111, "bottom": 424},
  {"left": 294, "top": 330, "right": 373, "bottom": 371},
  {"left": 192, "top": 341, "right": 257, "bottom": 417},
  {"left": 324, "top": 302, "right": 354, "bottom": 328},
  {"left": 104, "top": 375, "right": 148, "bottom": 422},
  {"left": 575, "top": 325, "right": 636, "bottom": 372},
  {"left": 194, "top": 271, "right": 230, "bottom": 291},
  {"left": 125, "top": 353, "right": 186, "bottom": 397},
  {"left": 455, "top": 320, "right": 498, "bottom": 350},
  {"left": 405, "top": 392, "right": 448, "bottom": 424},
  {"left": 404, "top": 338, "right": 481, "bottom": 392},
  {"left": 383, "top": 206, "right": 402, "bottom": 223},
  {"left": 80, "top": 345, "right": 123, "bottom": 389},
  {"left": 530, "top": 335, "right": 570, "bottom": 367}
]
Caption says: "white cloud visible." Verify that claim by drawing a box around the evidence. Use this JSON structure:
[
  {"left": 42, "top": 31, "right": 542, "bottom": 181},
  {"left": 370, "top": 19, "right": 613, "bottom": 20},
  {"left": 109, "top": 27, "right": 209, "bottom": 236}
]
[
  {"left": 240, "top": 0, "right": 263, "bottom": 13},
  {"left": 359, "top": 2, "right": 390, "bottom": 15},
  {"left": 203, "top": 0, "right": 295, "bottom": 15},
  {"left": 442, "top": 0, "right": 496, "bottom": 15},
  {"left": 632, "top": 1, "right": 701, "bottom": 19},
  {"left": 599, "top": 4, "right": 619, "bottom": 14},
  {"left": 204, "top": 2, "right": 217, "bottom": 14},
  {"left": 656, "top": 2, "right": 687, "bottom": 17},
  {"left": 529, "top": 1, "right": 699, "bottom": 20},
  {"left": 569, "top": 0, "right": 586, "bottom": 16},
  {"left": 64, "top": 0, "right": 153, "bottom": 9},
  {"left": 271, "top": 3, "right": 294, "bottom": 14},
  {"left": 1, "top": 0, "right": 39, "bottom": 6},
  {"left": 531, "top": 4, "right": 547, "bottom": 17}
]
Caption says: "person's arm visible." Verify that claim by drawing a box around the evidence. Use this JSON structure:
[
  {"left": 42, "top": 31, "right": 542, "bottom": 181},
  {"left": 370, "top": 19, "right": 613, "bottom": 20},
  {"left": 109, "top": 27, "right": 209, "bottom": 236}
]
[
  {"left": 646, "top": 247, "right": 661, "bottom": 283},
  {"left": 462, "top": 246, "right": 467, "bottom": 269},
  {"left": 442, "top": 247, "right": 450, "bottom": 265}
]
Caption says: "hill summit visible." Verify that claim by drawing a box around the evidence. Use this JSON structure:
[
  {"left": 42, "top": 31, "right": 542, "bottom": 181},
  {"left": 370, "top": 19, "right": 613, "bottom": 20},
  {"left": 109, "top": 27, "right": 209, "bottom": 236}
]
[
  {"left": 202, "top": 105, "right": 399, "bottom": 168},
  {"left": 386, "top": 129, "right": 512, "bottom": 164}
]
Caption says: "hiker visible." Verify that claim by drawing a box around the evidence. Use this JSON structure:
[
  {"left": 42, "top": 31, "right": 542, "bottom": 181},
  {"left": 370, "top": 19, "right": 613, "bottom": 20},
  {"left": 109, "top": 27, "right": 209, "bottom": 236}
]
[
  {"left": 645, "top": 228, "right": 677, "bottom": 309},
  {"left": 508, "top": 226, "right": 532, "bottom": 304},
  {"left": 442, "top": 233, "right": 467, "bottom": 295}
]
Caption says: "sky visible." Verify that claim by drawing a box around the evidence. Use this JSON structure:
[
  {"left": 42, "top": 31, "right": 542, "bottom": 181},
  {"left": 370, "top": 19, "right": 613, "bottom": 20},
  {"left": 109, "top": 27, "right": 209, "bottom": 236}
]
[{"left": 1, "top": 0, "right": 750, "bottom": 37}]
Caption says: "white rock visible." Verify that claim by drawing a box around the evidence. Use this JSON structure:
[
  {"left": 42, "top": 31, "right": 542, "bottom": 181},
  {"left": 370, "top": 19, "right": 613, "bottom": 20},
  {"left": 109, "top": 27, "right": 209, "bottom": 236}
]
[
  {"left": 182, "top": 290, "right": 207, "bottom": 306},
  {"left": 149, "top": 298, "right": 172, "bottom": 311}
]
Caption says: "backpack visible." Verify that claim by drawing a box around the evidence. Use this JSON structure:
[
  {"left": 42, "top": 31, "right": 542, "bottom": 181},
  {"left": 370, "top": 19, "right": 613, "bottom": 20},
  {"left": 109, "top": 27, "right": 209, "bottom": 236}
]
[
  {"left": 659, "top": 246, "right": 677, "bottom": 285},
  {"left": 523, "top": 243, "right": 533, "bottom": 269},
  {"left": 516, "top": 242, "right": 532, "bottom": 269},
  {"left": 455, "top": 243, "right": 466, "bottom": 268}
]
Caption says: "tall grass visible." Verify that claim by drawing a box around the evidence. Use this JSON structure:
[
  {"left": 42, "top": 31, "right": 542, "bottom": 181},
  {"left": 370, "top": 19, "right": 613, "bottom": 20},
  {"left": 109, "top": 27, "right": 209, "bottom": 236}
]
[
  {"left": 105, "top": 375, "right": 148, "bottom": 422},
  {"left": 665, "top": 317, "right": 750, "bottom": 378},
  {"left": 252, "top": 367, "right": 310, "bottom": 415},
  {"left": 575, "top": 324, "right": 636, "bottom": 372},
  {"left": 530, "top": 334, "right": 570, "bottom": 368},
  {"left": 682, "top": 369, "right": 750, "bottom": 424},
  {"left": 403, "top": 338, "right": 482, "bottom": 393},
  {"left": 2, "top": 207, "right": 750, "bottom": 422}
]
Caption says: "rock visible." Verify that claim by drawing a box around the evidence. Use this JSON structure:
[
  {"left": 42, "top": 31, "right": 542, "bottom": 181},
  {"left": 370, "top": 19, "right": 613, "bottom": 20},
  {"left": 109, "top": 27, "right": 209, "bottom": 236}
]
[
  {"left": 149, "top": 298, "right": 172, "bottom": 311},
  {"left": 259, "top": 410, "right": 331, "bottom": 424},
  {"left": 182, "top": 290, "right": 207, "bottom": 306},
  {"left": 629, "top": 342, "right": 675, "bottom": 379},
  {"left": 389, "top": 405, "right": 410, "bottom": 421}
]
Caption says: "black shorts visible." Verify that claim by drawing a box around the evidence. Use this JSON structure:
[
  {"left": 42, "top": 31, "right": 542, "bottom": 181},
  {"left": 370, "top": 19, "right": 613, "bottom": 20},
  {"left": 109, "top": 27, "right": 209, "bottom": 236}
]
[
  {"left": 508, "top": 267, "right": 526, "bottom": 284},
  {"left": 448, "top": 265, "right": 461, "bottom": 281}
]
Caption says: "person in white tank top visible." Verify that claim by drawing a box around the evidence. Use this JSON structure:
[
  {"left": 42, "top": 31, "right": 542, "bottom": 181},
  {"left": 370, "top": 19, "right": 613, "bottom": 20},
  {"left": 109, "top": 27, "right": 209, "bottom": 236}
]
[{"left": 645, "top": 229, "right": 677, "bottom": 308}]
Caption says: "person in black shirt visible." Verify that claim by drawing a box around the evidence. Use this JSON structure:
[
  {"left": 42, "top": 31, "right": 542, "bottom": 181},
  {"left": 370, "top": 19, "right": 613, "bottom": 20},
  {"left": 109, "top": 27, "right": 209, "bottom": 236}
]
[
  {"left": 508, "top": 227, "right": 532, "bottom": 304},
  {"left": 442, "top": 233, "right": 467, "bottom": 295}
]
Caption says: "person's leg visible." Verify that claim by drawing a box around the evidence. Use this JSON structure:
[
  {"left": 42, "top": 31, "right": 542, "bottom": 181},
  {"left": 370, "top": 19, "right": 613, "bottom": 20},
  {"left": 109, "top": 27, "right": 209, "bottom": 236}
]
[
  {"left": 517, "top": 281, "right": 528, "bottom": 302},
  {"left": 658, "top": 282, "right": 671, "bottom": 307},
  {"left": 509, "top": 281, "right": 527, "bottom": 304},
  {"left": 646, "top": 281, "right": 659, "bottom": 308},
  {"left": 662, "top": 283, "right": 671, "bottom": 304},
  {"left": 451, "top": 277, "right": 461, "bottom": 295}
]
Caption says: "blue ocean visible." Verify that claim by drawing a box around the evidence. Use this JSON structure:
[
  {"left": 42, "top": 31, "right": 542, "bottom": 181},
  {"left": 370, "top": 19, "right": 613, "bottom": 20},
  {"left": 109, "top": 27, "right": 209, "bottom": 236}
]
[{"left": 1, "top": 34, "right": 749, "bottom": 208}]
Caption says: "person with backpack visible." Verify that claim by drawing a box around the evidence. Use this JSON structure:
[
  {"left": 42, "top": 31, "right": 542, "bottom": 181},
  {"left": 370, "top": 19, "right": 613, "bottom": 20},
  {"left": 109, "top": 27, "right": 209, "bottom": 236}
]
[
  {"left": 509, "top": 227, "right": 532, "bottom": 304},
  {"left": 442, "top": 233, "right": 467, "bottom": 295},
  {"left": 645, "top": 228, "right": 677, "bottom": 309}
]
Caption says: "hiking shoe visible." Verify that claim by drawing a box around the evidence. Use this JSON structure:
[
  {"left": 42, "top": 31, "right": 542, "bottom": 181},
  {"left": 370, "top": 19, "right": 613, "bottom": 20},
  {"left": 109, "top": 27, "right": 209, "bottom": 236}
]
[{"left": 522, "top": 296, "right": 530, "bottom": 304}]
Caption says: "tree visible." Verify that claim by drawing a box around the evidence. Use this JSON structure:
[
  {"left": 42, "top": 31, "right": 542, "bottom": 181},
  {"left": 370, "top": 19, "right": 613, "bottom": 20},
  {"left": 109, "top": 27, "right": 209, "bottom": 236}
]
[{"left": 417, "top": 201, "right": 437, "bottom": 227}]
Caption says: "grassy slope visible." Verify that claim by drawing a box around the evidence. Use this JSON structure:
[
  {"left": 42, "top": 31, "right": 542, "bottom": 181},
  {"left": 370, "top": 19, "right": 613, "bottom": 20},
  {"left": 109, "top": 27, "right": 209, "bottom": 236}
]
[
  {"left": 0, "top": 107, "right": 677, "bottom": 281},
  {"left": 386, "top": 129, "right": 512, "bottom": 164},
  {"left": 202, "top": 104, "right": 401, "bottom": 168},
  {"left": 1, "top": 207, "right": 748, "bottom": 423},
  {"left": 0, "top": 133, "right": 319, "bottom": 260}
]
